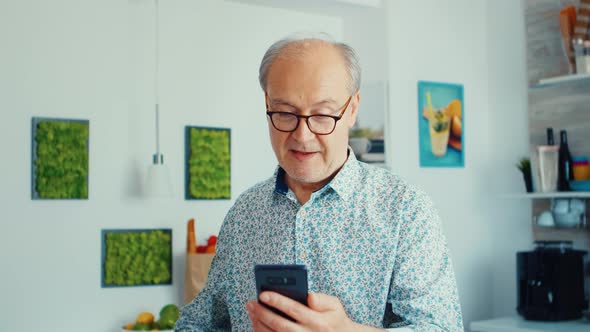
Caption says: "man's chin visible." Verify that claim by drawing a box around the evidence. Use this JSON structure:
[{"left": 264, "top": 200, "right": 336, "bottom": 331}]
[
  {"left": 283, "top": 167, "right": 322, "bottom": 184},
  {"left": 289, "top": 174, "right": 318, "bottom": 184}
]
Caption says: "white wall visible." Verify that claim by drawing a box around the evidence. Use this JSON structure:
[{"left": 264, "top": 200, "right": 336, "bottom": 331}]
[
  {"left": 485, "top": 0, "right": 533, "bottom": 318},
  {"left": 0, "top": 1, "right": 341, "bottom": 331},
  {"left": 229, "top": 0, "right": 389, "bottom": 83},
  {"left": 386, "top": 0, "right": 530, "bottom": 329}
]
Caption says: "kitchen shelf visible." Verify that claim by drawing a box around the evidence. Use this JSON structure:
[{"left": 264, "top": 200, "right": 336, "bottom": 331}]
[
  {"left": 506, "top": 192, "right": 590, "bottom": 199},
  {"left": 470, "top": 315, "right": 590, "bottom": 332},
  {"left": 531, "top": 73, "right": 590, "bottom": 88}
]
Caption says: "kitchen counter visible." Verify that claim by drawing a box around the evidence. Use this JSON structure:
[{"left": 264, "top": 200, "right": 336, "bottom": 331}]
[{"left": 470, "top": 316, "right": 590, "bottom": 332}]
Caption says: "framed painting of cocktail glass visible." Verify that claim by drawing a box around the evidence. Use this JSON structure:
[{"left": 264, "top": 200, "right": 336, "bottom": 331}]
[{"left": 418, "top": 81, "right": 464, "bottom": 168}]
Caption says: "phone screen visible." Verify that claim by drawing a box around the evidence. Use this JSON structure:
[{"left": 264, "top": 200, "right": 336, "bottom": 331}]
[{"left": 254, "top": 264, "right": 308, "bottom": 320}]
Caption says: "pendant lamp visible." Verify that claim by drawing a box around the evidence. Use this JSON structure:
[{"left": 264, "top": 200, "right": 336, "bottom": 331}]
[{"left": 145, "top": 0, "right": 173, "bottom": 197}]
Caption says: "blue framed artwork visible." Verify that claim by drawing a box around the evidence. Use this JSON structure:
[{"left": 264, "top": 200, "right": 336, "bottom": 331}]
[
  {"left": 31, "top": 117, "right": 89, "bottom": 199},
  {"left": 185, "top": 126, "right": 231, "bottom": 200},
  {"left": 101, "top": 228, "right": 172, "bottom": 288},
  {"left": 418, "top": 81, "right": 464, "bottom": 168}
]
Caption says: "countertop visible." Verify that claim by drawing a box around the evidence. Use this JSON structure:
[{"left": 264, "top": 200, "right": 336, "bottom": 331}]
[{"left": 470, "top": 316, "right": 590, "bottom": 332}]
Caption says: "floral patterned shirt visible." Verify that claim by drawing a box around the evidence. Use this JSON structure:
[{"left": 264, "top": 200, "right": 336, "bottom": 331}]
[{"left": 176, "top": 153, "right": 463, "bottom": 332}]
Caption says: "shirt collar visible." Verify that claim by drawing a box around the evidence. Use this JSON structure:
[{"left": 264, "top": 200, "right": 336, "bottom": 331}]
[
  {"left": 273, "top": 148, "right": 361, "bottom": 202},
  {"left": 274, "top": 167, "right": 289, "bottom": 195},
  {"left": 324, "top": 149, "right": 360, "bottom": 202}
]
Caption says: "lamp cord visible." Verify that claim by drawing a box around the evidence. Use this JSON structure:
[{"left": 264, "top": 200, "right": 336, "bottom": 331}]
[{"left": 155, "top": 0, "right": 160, "bottom": 158}]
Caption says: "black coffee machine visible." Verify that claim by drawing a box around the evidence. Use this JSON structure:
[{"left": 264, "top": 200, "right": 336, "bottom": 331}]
[{"left": 517, "top": 241, "right": 587, "bottom": 321}]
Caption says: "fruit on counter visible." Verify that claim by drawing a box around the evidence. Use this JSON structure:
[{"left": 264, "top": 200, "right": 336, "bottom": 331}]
[
  {"left": 133, "top": 323, "right": 151, "bottom": 330},
  {"left": 204, "top": 235, "right": 217, "bottom": 253},
  {"left": 195, "top": 235, "right": 218, "bottom": 254},
  {"left": 207, "top": 235, "right": 218, "bottom": 246},
  {"left": 122, "top": 304, "right": 180, "bottom": 331},
  {"left": 158, "top": 304, "right": 180, "bottom": 329},
  {"left": 205, "top": 244, "right": 216, "bottom": 253},
  {"left": 136, "top": 312, "right": 155, "bottom": 325}
]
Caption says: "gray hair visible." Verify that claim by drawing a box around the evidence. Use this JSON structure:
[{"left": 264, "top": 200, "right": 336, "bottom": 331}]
[{"left": 258, "top": 32, "right": 361, "bottom": 95}]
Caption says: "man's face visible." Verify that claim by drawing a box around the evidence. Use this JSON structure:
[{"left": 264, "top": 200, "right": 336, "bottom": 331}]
[{"left": 265, "top": 43, "right": 359, "bottom": 186}]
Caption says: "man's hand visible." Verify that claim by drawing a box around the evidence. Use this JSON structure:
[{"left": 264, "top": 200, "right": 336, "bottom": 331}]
[{"left": 246, "top": 291, "right": 382, "bottom": 332}]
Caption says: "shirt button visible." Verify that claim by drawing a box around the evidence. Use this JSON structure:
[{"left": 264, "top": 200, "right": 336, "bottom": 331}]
[
  {"left": 300, "top": 252, "right": 308, "bottom": 260},
  {"left": 300, "top": 210, "right": 307, "bottom": 217}
]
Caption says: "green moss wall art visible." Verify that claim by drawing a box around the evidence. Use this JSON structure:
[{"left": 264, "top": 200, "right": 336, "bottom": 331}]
[
  {"left": 31, "top": 117, "right": 89, "bottom": 199},
  {"left": 185, "top": 126, "right": 231, "bottom": 200},
  {"left": 101, "top": 229, "right": 172, "bottom": 287}
]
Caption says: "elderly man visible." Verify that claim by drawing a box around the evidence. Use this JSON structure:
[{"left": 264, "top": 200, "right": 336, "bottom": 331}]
[{"left": 176, "top": 34, "right": 463, "bottom": 332}]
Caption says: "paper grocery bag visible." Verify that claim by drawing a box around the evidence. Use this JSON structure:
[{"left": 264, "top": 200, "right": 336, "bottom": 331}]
[
  {"left": 184, "top": 218, "right": 215, "bottom": 304},
  {"left": 184, "top": 253, "right": 215, "bottom": 303}
]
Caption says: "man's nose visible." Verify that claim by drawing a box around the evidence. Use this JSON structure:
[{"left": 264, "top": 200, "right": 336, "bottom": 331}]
[{"left": 291, "top": 118, "right": 316, "bottom": 141}]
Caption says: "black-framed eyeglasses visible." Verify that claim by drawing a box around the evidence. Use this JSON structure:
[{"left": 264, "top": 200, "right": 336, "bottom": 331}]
[{"left": 266, "top": 95, "right": 353, "bottom": 135}]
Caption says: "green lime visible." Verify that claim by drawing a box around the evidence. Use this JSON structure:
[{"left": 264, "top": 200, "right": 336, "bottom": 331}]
[
  {"left": 159, "top": 304, "right": 179, "bottom": 324},
  {"left": 133, "top": 323, "right": 151, "bottom": 331}
]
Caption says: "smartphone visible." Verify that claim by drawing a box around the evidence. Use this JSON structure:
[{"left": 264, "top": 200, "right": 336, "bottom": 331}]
[{"left": 254, "top": 264, "right": 308, "bottom": 320}]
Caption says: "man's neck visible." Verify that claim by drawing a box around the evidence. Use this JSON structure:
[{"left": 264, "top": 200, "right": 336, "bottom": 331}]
[
  {"left": 285, "top": 158, "right": 348, "bottom": 205},
  {"left": 285, "top": 176, "right": 329, "bottom": 205}
]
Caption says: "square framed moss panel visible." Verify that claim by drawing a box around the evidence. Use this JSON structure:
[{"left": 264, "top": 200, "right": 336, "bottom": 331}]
[
  {"left": 185, "top": 126, "right": 231, "bottom": 200},
  {"left": 101, "top": 228, "right": 172, "bottom": 288},
  {"left": 31, "top": 117, "right": 89, "bottom": 200}
]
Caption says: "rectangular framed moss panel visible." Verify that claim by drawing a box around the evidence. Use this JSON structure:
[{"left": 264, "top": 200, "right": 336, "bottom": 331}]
[
  {"left": 31, "top": 117, "right": 89, "bottom": 199},
  {"left": 185, "top": 126, "right": 231, "bottom": 200},
  {"left": 101, "top": 229, "right": 172, "bottom": 288}
]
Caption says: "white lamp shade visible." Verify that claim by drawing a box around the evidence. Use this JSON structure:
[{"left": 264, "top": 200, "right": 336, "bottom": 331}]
[{"left": 145, "top": 163, "right": 173, "bottom": 197}]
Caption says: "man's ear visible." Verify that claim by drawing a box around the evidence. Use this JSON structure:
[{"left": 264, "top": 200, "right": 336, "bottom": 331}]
[{"left": 347, "top": 91, "right": 361, "bottom": 129}]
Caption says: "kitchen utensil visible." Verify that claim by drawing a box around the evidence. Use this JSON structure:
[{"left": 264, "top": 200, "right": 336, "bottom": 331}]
[
  {"left": 537, "top": 145, "right": 559, "bottom": 192},
  {"left": 552, "top": 199, "right": 585, "bottom": 228},
  {"left": 517, "top": 241, "right": 587, "bottom": 321},
  {"left": 536, "top": 210, "right": 555, "bottom": 227},
  {"left": 569, "top": 179, "right": 590, "bottom": 191}
]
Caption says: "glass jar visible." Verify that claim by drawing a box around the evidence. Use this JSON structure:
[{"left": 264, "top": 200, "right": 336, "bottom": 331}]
[{"left": 574, "top": 39, "right": 590, "bottom": 74}]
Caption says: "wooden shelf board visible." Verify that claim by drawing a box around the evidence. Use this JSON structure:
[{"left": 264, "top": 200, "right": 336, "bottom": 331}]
[
  {"left": 504, "top": 192, "right": 590, "bottom": 199},
  {"left": 533, "top": 73, "right": 590, "bottom": 88}
]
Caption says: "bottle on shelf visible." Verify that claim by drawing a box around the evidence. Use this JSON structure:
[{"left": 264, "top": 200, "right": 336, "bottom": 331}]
[
  {"left": 557, "top": 130, "right": 574, "bottom": 191},
  {"left": 546, "top": 127, "right": 555, "bottom": 145}
]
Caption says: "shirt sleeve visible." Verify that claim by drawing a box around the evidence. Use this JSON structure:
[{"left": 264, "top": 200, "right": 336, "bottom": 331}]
[
  {"left": 175, "top": 217, "right": 233, "bottom": 332},
  {"left": 386, "top": 189, "right": 464, "bottom": 332}
]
